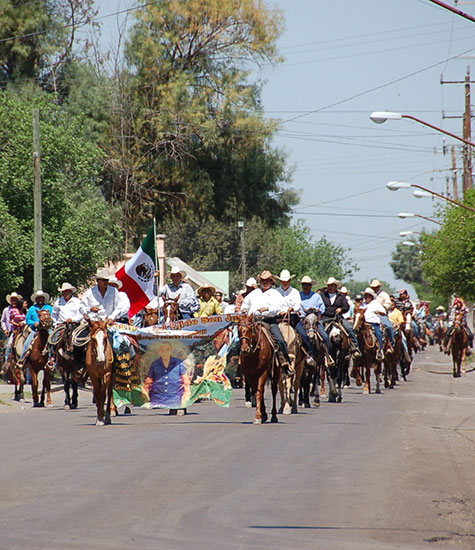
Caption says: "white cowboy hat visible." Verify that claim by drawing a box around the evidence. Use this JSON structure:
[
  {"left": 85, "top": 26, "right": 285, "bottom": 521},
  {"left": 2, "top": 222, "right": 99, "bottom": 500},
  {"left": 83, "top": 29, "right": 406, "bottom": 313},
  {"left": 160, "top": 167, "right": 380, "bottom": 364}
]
[
  {"left": 6, "top": 291, "right": 23, "bottom": 304},
  {"left": 363, "top": 287, "right": 377, "bottom": 299},
  {"left": 299, "top": 275, "right": 315, "bottom": 285},
  {"left": 94, "top": 267, "right": 111, "bottom": 280},
  {"left": 243, "top": 277, "right": 258, "bottom": 288},
  {"left": 31, "top": 290, "right": 50, "bottom": 302},
  {"left": 340, "top": 286, "right": 348, "bottom": 294},
  {"left": 167, "top": 266, "right": 186, "bottom": 279},
  {"left": 108, "top": 276, "right": 123, "bottom": 290},
  {"left": 436, "top": 305, "right": 446, "bottom": 311},
  {"left": 324, "top": 277, "right": 341, "bottom": 287},
  {"left": 278, "top": 269, "right": 295, "bottom": 282},
  {"left": 58, "top": 282, "right": 77, "bottom": 293},
  {"left": 197, "top": 284, "right": 215, "bottom": 297},
  {"left": 370, "top": 279, "right": 382, "bottom": 288}
]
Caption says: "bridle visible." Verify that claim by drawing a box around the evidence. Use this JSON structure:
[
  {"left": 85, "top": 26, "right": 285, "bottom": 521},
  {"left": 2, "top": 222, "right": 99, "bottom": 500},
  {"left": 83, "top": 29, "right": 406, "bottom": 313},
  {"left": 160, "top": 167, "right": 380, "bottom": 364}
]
[{"left": 239, "top": 317, "right": 262, "bottom": 355}]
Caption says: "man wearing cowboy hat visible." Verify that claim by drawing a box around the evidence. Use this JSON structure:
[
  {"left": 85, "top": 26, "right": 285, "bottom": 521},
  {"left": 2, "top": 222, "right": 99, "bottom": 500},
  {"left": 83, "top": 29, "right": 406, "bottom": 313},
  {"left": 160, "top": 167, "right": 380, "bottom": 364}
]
[
  {"left": 321, "top": 277, "right": 361, "bottom": 357},
  {"left": 1, "top": 292, "right": 23, "bottom": 338},
  {"left": 369, "top": 279, "right": 395, "bottom": 352},
  {"left": 80, "top": 268, "right": 122, "bottom": 322},
  {"left": 52, "top": 283, "right": 82, "bottom": 326},
  {"left": 276, "top": 269, "right": 315, "bottom": 366},
  {"left": 241, "top": 270, "right": 292, "bottom": 374},
  {"left": 108, "top": 276, "right": 131, "bottom": 323},
  {"left": 299, "top": 276, "right": 334, "bottom": 363},
  {"left": 17, "top": 290, "right": 54, "bottom": 365},
  {"left": 157, "top": 266, "right": 199, "bottom": 319},
  {"left": 340, "top": 286, "right": 354, "bottom": 320},
  {"left": 235, "top": 277, "right": 257, "bottom": 313},
  {"left": 361, "top": 287, "right": 387, "bottom": 361},
  {"left": 196, "top": 284, "right": 223, "bottom": 317}
]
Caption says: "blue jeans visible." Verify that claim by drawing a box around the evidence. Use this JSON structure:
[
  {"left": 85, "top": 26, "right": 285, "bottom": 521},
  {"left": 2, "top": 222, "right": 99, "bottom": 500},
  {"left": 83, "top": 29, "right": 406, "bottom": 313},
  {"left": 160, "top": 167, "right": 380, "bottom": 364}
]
[
  {"left": 181, "top": 312, "right": 192, "bottom": 320},
  {"left": 370, "top": 323, "right": 384, "bottom": 349},
  {"left": 380, "top": 315, "right": 395, "bottom": 346},
  {"left": 317, "top": 322, "right": 332, "bottom": 352},
  {"left": 20, "top": 330, "right": 36, "bottom": 360},
  {"left": 411, "top": 320, "right": 420, "bottom": 338}
]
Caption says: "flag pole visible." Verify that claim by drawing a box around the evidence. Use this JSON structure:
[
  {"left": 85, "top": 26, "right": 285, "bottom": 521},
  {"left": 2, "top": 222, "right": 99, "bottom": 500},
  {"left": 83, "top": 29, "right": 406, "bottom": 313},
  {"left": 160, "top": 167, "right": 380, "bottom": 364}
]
[{"left": 153, "top": 216, "right": 160, "bottom": 299}]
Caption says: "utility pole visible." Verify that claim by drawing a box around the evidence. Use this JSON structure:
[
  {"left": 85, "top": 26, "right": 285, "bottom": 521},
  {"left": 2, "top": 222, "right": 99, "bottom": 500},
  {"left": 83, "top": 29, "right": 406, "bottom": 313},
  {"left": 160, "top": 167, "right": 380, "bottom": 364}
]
[
  {"left": 32, "top": 109, "right": 42, "bottom": 292},
  {"left": 238, "top": 221, "right": 246, "bottom": 282},
  {"left": 452, "top": 146, "right": 459, "bottom": 200},
  {"left": 463, "top": 67, "right": 473, "bottom": 194}
]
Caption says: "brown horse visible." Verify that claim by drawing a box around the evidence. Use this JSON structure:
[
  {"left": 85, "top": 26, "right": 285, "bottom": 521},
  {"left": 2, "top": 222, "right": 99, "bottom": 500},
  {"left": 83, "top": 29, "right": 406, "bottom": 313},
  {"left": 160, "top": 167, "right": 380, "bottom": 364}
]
[
  {"left": 449, "top": 311, "right": 468, "bottom": 378},
  {"left": 86, "top": 320, "right": 115, "bottom": 425},
  {"left": 301, "top": 313, "right": 325, "bottom": 408},
  {"left": 383, "top": 326, "right": 403, "bottom": 390},
  {"left": 238, "top": 315, "right": 279, "bottom": 424},
  {"left": 163, "top": 298, "right": 181, "bottom": 324},
  {"left": 144, "top": 307, "right": 159, "bottom": 327},
  {"left": 434, "top": 319, "right": 447, "bottom": 352},
  {"left": 353, "top": 305, "right": 381, "bottom": 394},
  {"left": 278, "top": 321, "right": 305, "bottom": 414},
  {"left": 28, "top": 310, "right": 53, "bottom": 407}
]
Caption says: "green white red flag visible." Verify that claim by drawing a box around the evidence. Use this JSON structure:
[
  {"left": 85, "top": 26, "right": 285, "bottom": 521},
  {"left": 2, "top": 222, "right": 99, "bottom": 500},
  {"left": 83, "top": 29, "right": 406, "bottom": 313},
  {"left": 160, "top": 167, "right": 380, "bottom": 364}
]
[{"left": 116, "top": 227, "right": 156, "bottom": 317}]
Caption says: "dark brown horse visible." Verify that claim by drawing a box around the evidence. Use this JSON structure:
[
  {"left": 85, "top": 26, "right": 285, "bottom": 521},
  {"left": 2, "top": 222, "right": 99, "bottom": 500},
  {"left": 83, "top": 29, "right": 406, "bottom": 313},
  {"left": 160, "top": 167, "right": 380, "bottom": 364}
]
[
  {"left": 28, "top": 310, "right": 53, "bottom": 407},
  {"left": 238, "top": 315, "right": 279, "bottom": 424},
  {"left": 163, "top": 297, "right": 181, "bottom": 325},
  {"left": 301, "top": 313, "right": 325, "bottom": 408},
  {"left": 383, "top": 326, "right": 403, "bottom": 390},
  {"left": 353, "top": 305, "right": 381, "bottom": 394},
  {"left": 86, "top": 320, "right": 115, "bottom": 425},
  {"left": 434, "top": 318, "right": 447, "bottom": 352},
  {"left": 144, "top": 307, "right": 159, "bottom": 327},
  {"left": 449, "top": 311, "right": 468, "bottom": 378}
]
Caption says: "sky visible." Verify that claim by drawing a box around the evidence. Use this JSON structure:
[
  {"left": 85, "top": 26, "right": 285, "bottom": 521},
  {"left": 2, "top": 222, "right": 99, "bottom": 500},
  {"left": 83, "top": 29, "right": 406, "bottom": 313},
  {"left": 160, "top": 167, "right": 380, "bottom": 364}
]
[{"left": 94, "top": 0, "right": 475, "bottom": 295}]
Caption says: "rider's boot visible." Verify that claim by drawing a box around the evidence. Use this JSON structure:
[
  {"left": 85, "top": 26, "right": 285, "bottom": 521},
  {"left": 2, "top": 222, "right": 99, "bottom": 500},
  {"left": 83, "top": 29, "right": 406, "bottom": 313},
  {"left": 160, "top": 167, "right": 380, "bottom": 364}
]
[
  {"left": 351, "top": 345, "right": 362, "bottom": 359},
  {"left": 386, "top": 343, "right": 394, "bottom": 355},
  {"left": 324, "top": 346, "right": 335, "bottom": 367},
  {"left": 278, "top": 352, "right": 292, "bottom": 376},
  {"left": 302, "top": 349, "right": 316, "bottom": 367},
  {"left": 45, "top": 357, "right": 55, "bottom": 373},
  {"left": 376, "top": 345, "right": 384, "bottom": 361}
]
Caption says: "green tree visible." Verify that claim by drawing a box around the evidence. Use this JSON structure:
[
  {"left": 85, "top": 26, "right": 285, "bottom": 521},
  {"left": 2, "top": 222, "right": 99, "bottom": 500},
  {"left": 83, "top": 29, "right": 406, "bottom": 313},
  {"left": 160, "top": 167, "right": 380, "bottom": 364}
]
[{"left": 0, "top": 88, "right": 121, "bottom": 300}]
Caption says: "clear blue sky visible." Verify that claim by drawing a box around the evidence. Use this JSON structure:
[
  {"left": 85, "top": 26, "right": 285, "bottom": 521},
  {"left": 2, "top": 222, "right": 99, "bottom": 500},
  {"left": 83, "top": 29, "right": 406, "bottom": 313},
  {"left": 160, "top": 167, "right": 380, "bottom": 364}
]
[{"left": 95, "top": 0, "right": 475, "bottom": 295}]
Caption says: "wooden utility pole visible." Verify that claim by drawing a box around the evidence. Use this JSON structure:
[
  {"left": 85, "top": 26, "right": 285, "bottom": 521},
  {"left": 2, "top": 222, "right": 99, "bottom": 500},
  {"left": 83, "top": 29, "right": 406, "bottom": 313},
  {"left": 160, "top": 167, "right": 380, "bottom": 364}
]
[
  {"left": 463, "top": 67, "right": 473, "bottom": 195},
  {"left": 32, "top": 109, "right": 42, "bottom": 292},
  {"left": 452, "top": 146, "right": 459, "bottom": 200},
  {"left": 238, "top": 221, "right": 246, "bottom": 282}
]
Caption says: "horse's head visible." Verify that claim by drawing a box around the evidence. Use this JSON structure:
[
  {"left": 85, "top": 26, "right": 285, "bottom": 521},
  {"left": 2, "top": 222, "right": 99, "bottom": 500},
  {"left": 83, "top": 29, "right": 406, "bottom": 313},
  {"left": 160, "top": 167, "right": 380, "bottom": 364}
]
[
  {"left": 353, "top": 305, "right": 364, "bottom": 331},
  {"left": 144, "top": 307, "right": 159, "bottom": 327},
  {"left": 238, "top": 315, "right": 255, "bottom": 354},
  {"left": 303, "top": 312, "right": 318, "bottom": 340},
  {"left": 88, "top": 320, "right": 110, "bottom": 367},
  {"left": 38, "top": 309, "right": 52, "bottom": 329},
  {"left": 454, "top": 311, "right": 464, "bottom": 331},
  {"left": 163, "top": 299, "right": 180, "bottom": 324}
]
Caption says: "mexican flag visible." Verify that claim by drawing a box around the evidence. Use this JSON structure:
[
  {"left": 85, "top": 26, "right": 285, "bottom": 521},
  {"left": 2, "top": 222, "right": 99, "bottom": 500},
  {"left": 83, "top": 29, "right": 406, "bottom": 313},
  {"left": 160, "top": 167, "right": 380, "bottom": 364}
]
[{"left": 116, "top": 227, "right": 156, "bottom": 317}]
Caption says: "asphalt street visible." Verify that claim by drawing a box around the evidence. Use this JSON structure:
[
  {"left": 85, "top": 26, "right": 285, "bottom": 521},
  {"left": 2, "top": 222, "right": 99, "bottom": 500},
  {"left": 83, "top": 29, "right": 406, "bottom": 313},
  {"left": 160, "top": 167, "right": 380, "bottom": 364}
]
[{"left": 1, "top": 346, "right": 475, "bottom": 550}]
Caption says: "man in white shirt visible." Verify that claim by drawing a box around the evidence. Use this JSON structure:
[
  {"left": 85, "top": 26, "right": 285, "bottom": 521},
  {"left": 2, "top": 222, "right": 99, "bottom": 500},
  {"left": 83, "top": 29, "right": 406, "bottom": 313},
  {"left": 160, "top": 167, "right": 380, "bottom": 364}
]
[
  {"left": 80, "top": 268, "right": 122, "bottom": 322},
  {"left": 241, "top": 270, "right": 292, "bottom": 374},
  {"left": 362, "top": 287, "right": 387, "bottom": 361},
  {"left": 108, "top": 276, "right": 131, "bottom": 323},
  {"left": 370, "top": 279, "right": 394, "bottom": 352},
  {"left": 276, "top": 269, "right": 315, "bottom": 366},
  {"left": 52, "top": 283, "right": 83, "bottom": 326}
]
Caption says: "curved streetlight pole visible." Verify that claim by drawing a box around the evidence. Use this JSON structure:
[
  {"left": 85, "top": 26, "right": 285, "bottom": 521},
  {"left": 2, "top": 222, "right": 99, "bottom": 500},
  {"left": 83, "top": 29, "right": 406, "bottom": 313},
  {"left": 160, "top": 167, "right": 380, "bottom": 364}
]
[
  {"left": 426, "top": 0, "right": 475, "bottom": 24},
  {"left": 398, "top": 212, "right": 443, "bottom": 225},
  {"left": 387, "top": 181, "right": 475, "bottom": 214}
]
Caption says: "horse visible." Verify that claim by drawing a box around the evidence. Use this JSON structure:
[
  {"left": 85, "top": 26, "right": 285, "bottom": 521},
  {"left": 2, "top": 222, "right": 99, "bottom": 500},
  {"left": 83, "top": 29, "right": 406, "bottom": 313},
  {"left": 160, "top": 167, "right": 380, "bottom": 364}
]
[
  {"left": 383, "top": 325, "right": 403, "bottom": 390},
  {"left": 353, "top": 306, "right": 382, "bottom": 395},
  {"left": 163, "top": 297, "right": 181, "bottom": 325},
  {"left": 434, "top": 318, "right": 447, "bottom": 352},
  {"left": 402, "top": 310, "right": 419, "bottom": 359},
  {"left": 238, "top": 315, "right": 279, "bottom": 424},
  {"left": 278, "top": 320, "right": 305, "bottom": 414},
  {"left": 86, "top": 319, "right": 115, "bottom": 426},
  {"left": 144, "top": 307, "right": 159, "bottom": 327},
  {"left": 323, "top": 317, "right": 348, "bottom": 403},
  {"left": 28, "top": 310, "right": 54, "bottom": 407},
  {"left": 301, "top": 312, "right": 325, "bottom": 408},
  {"left": 449, "top": 311, "right": 469, "bottom": 378}
]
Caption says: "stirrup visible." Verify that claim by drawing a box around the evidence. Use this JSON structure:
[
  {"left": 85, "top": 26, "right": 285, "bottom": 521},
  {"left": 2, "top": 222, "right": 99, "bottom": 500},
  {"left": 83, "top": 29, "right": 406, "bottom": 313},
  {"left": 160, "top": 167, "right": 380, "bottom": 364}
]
[{"left": 376, "top": 349, "right": 384, "bottom": 361}]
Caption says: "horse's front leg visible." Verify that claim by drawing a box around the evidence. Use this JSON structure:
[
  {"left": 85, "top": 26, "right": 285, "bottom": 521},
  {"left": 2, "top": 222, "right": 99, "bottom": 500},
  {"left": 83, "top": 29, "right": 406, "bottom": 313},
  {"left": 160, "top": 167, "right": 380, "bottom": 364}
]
[
  {"left": 104, "top": 371, "right": 113, "bottom": 425},
  {"left": 71, "top": 379, "right": 78, "bottom": 409},
  {"left": 363, "top": 364, "right": 371, "bottom": 394},
  {"left": 374, "top": 362, "right": 382, "bottom": 394},
  {"left": 254, "top": 373, "right": 267, "bottom": 424},
  {"left": 30, "top": 367, "right": 40, "bottom": 407},
  {"left": 278, "top": 373, "right": 285, "bottom": 414},
  {"left": 44, "top": 370, "right": 52, "bottom": 407},
  {"left": 91, "top": 376, "right": 104, "bottom": 426},
  {"left": 63, "top": 375, "right": 71, "bottom": 409},
  {"left": 270, "top": 367, "right": 279, "bottom": 423}
]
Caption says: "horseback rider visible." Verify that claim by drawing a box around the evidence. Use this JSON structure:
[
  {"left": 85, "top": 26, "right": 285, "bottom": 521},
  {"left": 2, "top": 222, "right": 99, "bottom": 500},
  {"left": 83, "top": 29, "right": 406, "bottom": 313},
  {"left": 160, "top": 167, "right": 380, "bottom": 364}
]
[
  {"left": 108, "top": 276, "right": 131, "bottom": 323},
  {"left": 157, "top": 266, "right": 199, "bottom": 320},
  {"left": 235, "top": 277, "right": 258, "bottom": 312},
  {"left": 320, "top": 277, "right": 361, "bottom": 358},
  {"left": 369, "top": 279, "right": 395, "bottom": 353},
  {"left": 435, "top": 305, "right": 448, "bottom": 326},
  {"left": 196, "top": 285, "right": 223, "bottom": 317},
  {"left": 398, "top": 288, "right": 424, "bottom": 344},
  {"left": 361, "top": 288, "right": 387, "bottom": 361},
  {"left": 276, "top": 269, "right": 316, "bottom": 367},
  {"left": 388, "top": 295, "right": 412, "bottom": 363},
  {"left": 340, "top": 287, "right": 354, "bottom": 320},
  {"left": 299, "top": 275, "right": 334, "bottom": 365},
  {"left": 52, "top": 283, "right": 82, "bottom": 326},
  {"left": 1, "top": 292, "right": 23, "bottom": 375},
  {"left": 241, "top": 270, "right": 292, "bottom": 374},
  {"left": 79, "top": 268, "right": 122, "bottom": 322},
  {"left": 444, "top": 296, "right": 473, "bottom": 355}
]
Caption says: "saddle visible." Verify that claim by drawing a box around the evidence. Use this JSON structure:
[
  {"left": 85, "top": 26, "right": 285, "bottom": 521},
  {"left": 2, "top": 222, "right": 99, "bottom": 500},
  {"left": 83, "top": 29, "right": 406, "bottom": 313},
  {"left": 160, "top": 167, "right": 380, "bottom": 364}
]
[{"left": 259, "top": 322, "right": 280, "bottom": 354}]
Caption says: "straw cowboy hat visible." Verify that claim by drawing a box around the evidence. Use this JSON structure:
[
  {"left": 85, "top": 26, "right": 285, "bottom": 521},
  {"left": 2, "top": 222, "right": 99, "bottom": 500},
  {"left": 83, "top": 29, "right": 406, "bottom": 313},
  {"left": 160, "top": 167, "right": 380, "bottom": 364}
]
[
  {"left": 363, "top": 287, "right": 377, "bottom": 299},
  {"left": 340, "top": 286, "right": 349, "bottom": 295},
  {"left": 58, "top": 282, "right": 77, "bottom": 293},
  {"left": 6, "top": 291, "right": 23, "bottom": 304},
  {"left": 167, "top": 265, "right": 186, "bottom": 279},
  {"left": 278, "top": 269, "right": 295, "bottom": 282},
  {"left": 31, "top": 290, "right": 50, "bottom": 302},
  {"left": 108, "top": 276, "right": 123, "bottom": 290},
  {"left": 243, "top": 277, "right": 258, "bottom": 288},
  {"left": 94, "top": 267, "right": 111, "bottom": 280},
  {"left": 197, "top": 284, "right": 215, "bottom": 297},
  {"left": 257, "top": 270, "right": 276, "bottom": 283},
  {"left": 370, "top": 279, "right": 382, "bottom": 288},
  {"left": 299, "top": 275, "right": 316, "bottom": 285},
  {"left": 436, "top": 305, "right": 446, "bottom": 311},
  {"left": 324, "top": 277, "right": 342, "bottom": 287}
]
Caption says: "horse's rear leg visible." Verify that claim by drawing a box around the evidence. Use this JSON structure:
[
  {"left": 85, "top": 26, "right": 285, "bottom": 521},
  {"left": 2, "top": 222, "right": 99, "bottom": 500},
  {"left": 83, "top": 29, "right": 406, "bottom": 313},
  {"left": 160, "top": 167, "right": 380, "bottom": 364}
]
[
  {"left": 104, "top": 372, "right": 113, "bottom": 425},
  {"left": 44, "top": 371, "right": 52, "bottom": 407},
  {"left": 254, "top": 374, "right": 268, "bottom": 424},
  {"left": 91, "top": 377, "right": 104, "bottom": 426},
  {"left": 63, "top": 376, "right": 71, "bottom": 409},
  {"left": 270, "top": 369, "right": 279, "bottom": 423},
  {"left": 30, "top": 368, "right": 41, "bottom": 407},
  {"left": 71, "top": 380, "right": 78, "bottom": 409},
  {"left": 363, "top": 365, "right": 371, "bottom": 394}
]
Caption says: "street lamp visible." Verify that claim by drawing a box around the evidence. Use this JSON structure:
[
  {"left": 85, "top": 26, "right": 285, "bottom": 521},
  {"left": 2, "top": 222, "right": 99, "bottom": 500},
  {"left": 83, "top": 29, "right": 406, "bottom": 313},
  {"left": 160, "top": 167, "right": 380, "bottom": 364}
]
[
  {"left": 401, "top": 241, "right": 418, "bottom": 247},
  {"left": 388, "top": 181, "right": 475, "bottom": 214},
  {"left": 398, "top": 212, "right": 442, "bottom": 225},
  {"left": 370, "top": 111, "right": 475, "bottom": 148},
  {"left": 399, "top": 231, "right": 421, "bottom": 237}
]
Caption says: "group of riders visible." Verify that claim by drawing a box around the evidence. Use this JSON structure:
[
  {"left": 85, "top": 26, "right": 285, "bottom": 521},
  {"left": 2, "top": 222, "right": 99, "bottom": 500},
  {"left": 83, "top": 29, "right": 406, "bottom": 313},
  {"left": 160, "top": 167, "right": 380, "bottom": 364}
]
[{"left": 1, "top": 263, "right": 472, "bottom": 401}]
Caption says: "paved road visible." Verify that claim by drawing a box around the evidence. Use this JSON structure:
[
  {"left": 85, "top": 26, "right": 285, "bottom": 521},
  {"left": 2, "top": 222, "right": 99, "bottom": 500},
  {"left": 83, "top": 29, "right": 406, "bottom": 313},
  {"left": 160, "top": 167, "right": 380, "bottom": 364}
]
[{"left": 1, "top": 347, "right": 475, "bottom": 550}]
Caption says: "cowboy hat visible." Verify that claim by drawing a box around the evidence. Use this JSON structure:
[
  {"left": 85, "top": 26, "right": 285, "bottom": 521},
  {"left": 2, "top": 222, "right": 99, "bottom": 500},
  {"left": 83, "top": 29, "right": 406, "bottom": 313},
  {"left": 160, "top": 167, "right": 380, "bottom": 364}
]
[
  {"left": 369, "top": 279, "right": 382, "bottom": 288},
  {"left": 324, "top": 277, "right": 341, "bottom": 287},
  {"left": 243, "top": 277, "right": 258, "bottom": 288},
  {"left": 299, "top": 275, "right": 315, "bottom": 285},
  {"left": 398, "top": 288, "right": 408, "bottom": 296},
  {"left": 108, "top": 276, "right": 123, "bottom": 290},
  {"left": 278, "top": 269, "right": 295, "bottom": 282},
  {"left": 167, "top": 266, "right": 186, "bottom": 279},
  {"left": 257, "top": 270, "right": 276, "bottom": 283},
  {"left": 340, "top": 286, "right": 349, "bottom": 295},
  {"left": 355, "top": 294, "right": 363, "bottom": 301},
  {"left": 31, "top": 290, "right": 50, "bottom": 303},
  {"left": 363, "top": 287, "right": 377, "bottom": 299},
  {"left": 94, "top": 267, "right": 111, "bottom": 280},
  {"left": 436, "top": 305, "right": 446, "bottom": 311},
  {"left": 6, "top": 291, "right": 23, "bottom": 304},
  {"left": 58, "top": 282, "right": 77, "bottom": 293},
  {"left": 197, "top": 284, "right": 215, "bottom": 297}
]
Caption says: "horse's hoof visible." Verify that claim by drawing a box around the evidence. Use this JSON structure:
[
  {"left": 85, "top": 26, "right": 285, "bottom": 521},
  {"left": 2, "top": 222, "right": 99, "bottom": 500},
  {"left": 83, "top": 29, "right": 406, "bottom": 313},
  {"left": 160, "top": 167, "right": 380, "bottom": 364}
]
[
  {"left": 254, "top": 418, "right": 262, "bottom": 424},
  {"left": 278, "top": 406, "right": 284, "bottom": 414},
  {"left": 291, "top": 408, "right": 298, "bottom": 414},
  {"left": 71, "top": 403, "right": 78, "bottom": 410},
  {"left": 363, "top": 388, "right": 369, "bottom": 395},
  {"left": 304, "top": 403, "right": 311, "bottom": 409},
  {"left": 124, "top": 406, "right": 131, "bottom": 415},
  {"left": 271, "top": 416, "right": 278, "bottom": 423},
  {"left": 245, "top": 401, "right": 252, "bottom": 408},
  {"left": 283, "top": 405, "right": 291, "bottom": 415},
  {"left": 46, "top": 403, "right": 53, "bottom": 408},
  {"left": 320, "top": 392, "right": 327, "bottom": 398},
  {"left": 63, "top": 404, "right": 70, "bottom": 410},
  {"left": 95, "top": 419, "right": 105, "bottom": 426},
  {"left": 104, "top": 416, "right": 112, "bottom": 425},
  {"left": 262, "top": 414, "right": 268, "bottom": 423},
  {"left": 337, "top": 396, "right": 343, "bottom": 403},
  {"left": 375, "top": 388, "right": 382, "bottom": 394}
]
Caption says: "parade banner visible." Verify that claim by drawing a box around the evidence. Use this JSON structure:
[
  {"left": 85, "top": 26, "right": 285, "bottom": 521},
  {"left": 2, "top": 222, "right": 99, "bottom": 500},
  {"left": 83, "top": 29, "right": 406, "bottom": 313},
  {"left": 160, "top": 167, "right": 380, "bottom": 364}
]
[{"left": 111, "top": 314, "right": 243, "bottom": 410}]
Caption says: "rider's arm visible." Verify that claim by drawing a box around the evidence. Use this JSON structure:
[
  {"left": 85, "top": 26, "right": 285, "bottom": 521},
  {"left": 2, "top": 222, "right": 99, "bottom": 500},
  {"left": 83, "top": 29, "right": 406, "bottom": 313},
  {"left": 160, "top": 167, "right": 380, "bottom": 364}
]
[{"left": 26, "top": 306, "right": 39, "bottom": 329}]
